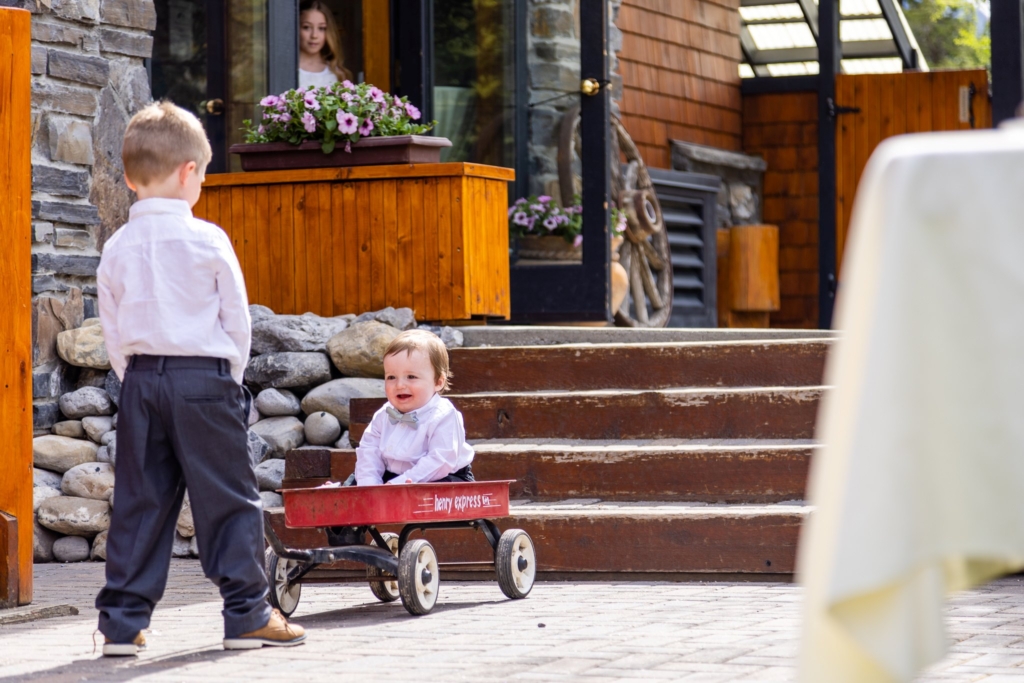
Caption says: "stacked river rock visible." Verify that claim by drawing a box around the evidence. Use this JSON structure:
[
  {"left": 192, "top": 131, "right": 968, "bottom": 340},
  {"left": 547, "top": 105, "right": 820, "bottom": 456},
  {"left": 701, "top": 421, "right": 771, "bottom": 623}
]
[{"left": 33, "top": 304, "right": 463, "bottom": 563}]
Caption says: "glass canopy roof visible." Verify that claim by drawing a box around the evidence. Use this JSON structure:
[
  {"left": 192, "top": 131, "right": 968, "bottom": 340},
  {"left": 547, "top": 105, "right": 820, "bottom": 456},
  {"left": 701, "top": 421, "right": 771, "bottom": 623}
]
[{"left": 739, "top": 0, "right": 928, "bottom": 78}]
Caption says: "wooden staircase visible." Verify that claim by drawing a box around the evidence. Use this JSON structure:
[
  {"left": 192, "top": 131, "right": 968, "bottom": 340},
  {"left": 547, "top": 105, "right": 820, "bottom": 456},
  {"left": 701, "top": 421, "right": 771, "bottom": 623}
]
[{"left": 272, "top": 336, "right": 830, "bottom": 580}]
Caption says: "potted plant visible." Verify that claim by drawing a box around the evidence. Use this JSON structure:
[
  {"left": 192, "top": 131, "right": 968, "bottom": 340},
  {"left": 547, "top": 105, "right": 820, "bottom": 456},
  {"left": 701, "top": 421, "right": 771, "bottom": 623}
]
[
  {"left": 231, "top": 81, "right": 448, "bottom": 171},
  {"left": 509, "top": 195, "right": 626, "bottom": 261}
]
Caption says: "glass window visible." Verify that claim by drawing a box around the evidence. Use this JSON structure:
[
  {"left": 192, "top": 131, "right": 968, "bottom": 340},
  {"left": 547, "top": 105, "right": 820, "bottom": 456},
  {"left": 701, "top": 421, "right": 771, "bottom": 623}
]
[
  {"left": 433, "top": 0, "right": 516, "bottom": 168},
  {"left": 225, "top": 0, "right": 268, "bottom": 172},
  {"left": 150, "top": 0, "right": 207, "bottom": 119}
]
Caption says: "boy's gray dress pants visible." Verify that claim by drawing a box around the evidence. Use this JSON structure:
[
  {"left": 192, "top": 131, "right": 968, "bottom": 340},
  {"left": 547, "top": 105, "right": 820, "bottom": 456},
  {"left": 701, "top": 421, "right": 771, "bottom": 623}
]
[{"left": 96, "top": 355, "right": 271, "bottom": 642}]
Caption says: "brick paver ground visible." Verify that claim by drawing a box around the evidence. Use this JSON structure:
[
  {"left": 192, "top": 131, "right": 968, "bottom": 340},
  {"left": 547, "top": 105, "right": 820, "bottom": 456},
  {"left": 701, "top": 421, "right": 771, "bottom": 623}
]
[{"left": 2, "top": 561, "right": 1024, "bottom": 681}]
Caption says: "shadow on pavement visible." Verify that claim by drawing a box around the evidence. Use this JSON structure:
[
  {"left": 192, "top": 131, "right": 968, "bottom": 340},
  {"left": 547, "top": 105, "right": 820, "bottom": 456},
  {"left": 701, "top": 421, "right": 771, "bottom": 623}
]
[
  {"left": 0, "top": 647, "right": 248, "bottom": 683},
  {"left": 295, "top": 596, "right": 505, "bottom": 625}
]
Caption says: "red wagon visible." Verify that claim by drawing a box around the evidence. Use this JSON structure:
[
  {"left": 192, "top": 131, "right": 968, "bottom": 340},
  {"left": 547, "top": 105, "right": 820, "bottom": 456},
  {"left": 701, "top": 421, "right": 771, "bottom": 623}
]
[{"left": 263, "top": 480, "right": 537, "bottom": 616}]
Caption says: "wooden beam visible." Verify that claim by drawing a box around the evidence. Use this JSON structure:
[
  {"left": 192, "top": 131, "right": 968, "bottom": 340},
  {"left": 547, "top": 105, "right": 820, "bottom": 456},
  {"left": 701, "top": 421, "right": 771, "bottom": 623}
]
[
  {"left": 0, "top": 8, "right": 33, "bottom": 606},
  {"left": 0, "top": 512, "right": 17, "bottom": 609},
  {"left": 362, "top": 0, "right": 391, "bottom": 91}
]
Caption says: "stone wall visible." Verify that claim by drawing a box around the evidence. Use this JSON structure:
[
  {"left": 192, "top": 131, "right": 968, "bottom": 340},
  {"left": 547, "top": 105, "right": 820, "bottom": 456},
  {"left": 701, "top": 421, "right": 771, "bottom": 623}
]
[
  {"left": 526, "top": 0, "right": 623, "bottom": 198},
  {"left": 13, "top": 0, "right": 155, "bottom": 433}
]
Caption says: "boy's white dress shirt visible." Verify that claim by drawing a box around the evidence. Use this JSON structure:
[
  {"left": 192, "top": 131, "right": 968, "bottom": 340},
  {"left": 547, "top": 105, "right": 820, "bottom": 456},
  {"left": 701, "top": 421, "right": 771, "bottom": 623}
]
[
  {"left": 355, "top": 393, "right": 475, "bottom": 485},
  {"left": 97, "top": 198, "right": 252, "bottom": 384}
]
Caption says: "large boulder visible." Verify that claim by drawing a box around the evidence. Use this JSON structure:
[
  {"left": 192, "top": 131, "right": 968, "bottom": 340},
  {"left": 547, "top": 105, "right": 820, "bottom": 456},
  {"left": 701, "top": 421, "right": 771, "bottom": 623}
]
[
  {"left": 255, "top": 459, "right": 285, "bottom": 492},
  {"left": 37, "top": 496, "right": 111, "bottom": 536},
  {"left": 82, "top": 416, "right": 114, "bottom": 443},
  {"left": 53, "top": 535, "right": 91, "bottom": 563},
  {"left": 56, "top": 322, "right": 110, "bottom": 370},
  {"left": 105, "top": 370, "right": 121, "bottom": 407},
  {"left": 251, "top": 312, "right": 350, "bottom": 354},
  {"left": 33, "top": 486, "right": 63, "bottom": 512},
  {"left": 61, "top": 462, "right": 115, "bottom": 501},
  {"left": 254, "top": 388, "right": 301, "bottom": 417},
  {"left": 326, "top": 321, "right": 400, "bottom": 378},
  {"left": 33, "top": 467, "right": 63, "bottom": 489},
  {"left": 356, "top": 306, "right": 417, "bottom": 331},
  {"left": 177, "top": 492, "right": 194, "bottom": 538},
  {"left": 249, "top": 304, "right": 275, "bottom": 323},
  {"left": 418, "top": 324, "right": 465, "bottom": 349},
  {"left": 300, "top": 378, "right": 386, "bottom": 427},
  {"left": 259, "top": 491, "right": 284, "bottom": 508},
  {"left": 34, "top": 435, "right": 99, "bottom": 473},
  {"left": 244, "top": 352, "right": 332, "bottom": 390},
  {"left": 247, "top": 429, "right": 272, "bottom": 467},
  {"left": 34, "top": 521, "right": 60, "bottom": 563},
  {"left": 304, "top": 411, "right": 342, "bottom": 446},
  {"left": 101, "top": 430, "right": 116, "bottom": 446},
  {"left": 59, "top": 386, "right": 114, "bottom": 419},
  {"left": 52, "top": 420, "right": 85, "bottom": 439},
  {"left": 172, "top": 531, "right": 192, "bottom": 558},
  {"left": 250, "top": 416, "right": 305, "bottom": 456},
  {"left": 91, "top": 530, "right": 108, "bottom": 561}
]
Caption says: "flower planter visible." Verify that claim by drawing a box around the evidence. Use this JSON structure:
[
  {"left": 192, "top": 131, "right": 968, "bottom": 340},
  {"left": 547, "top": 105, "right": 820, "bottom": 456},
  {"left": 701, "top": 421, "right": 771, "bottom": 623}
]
[
  {"left": 518, "top": 235, "right": 582, "bottom": 261},
  {"left": 229, "top": 135, "right": 452, "bottom": 172}
]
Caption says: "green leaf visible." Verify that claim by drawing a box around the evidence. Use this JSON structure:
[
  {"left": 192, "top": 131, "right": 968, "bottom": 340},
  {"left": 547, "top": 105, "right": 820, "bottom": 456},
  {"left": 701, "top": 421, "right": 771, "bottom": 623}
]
[{"left": 322, "top": 139, "right": 336, "bottom": 154}]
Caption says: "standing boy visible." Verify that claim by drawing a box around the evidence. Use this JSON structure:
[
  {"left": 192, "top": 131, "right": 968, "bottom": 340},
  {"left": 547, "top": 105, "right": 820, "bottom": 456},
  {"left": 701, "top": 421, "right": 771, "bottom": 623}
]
[{"left": 94, "top": 102, "right": 305, "bottom": 655}]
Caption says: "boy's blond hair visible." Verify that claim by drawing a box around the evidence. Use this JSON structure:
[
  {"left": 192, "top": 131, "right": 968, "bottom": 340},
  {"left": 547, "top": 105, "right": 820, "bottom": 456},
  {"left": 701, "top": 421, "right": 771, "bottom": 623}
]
[
  {"left": 384, "top": 329, "right": 452, "bottom": 391},
  {"left": 122, "top": 101, "right": 213, "bottom": 186}
]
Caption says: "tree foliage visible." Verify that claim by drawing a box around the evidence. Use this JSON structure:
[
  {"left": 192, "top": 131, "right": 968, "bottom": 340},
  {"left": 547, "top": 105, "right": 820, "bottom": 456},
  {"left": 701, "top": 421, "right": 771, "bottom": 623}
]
[{"left": 902, "top": 0, "right": 990, "bottom": 70}]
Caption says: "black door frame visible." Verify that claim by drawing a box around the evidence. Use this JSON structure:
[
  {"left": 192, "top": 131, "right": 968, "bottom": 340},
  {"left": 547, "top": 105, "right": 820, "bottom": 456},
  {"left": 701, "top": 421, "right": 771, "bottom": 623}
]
[
  {"left": 205, "top": 0, "right": 227, "bottom": 174},
  {"left": 508, "top": 0, "right": 611, "bottom": 323}
]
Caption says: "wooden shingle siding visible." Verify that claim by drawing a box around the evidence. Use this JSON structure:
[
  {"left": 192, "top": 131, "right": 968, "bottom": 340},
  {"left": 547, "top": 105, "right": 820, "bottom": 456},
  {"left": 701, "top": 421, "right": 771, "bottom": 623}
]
[
  {"left": 617, "top": 0, "right": 743, "bottom": 169},
  {"left": 742, "top": 91, "right": 819, "bottom": 329}
]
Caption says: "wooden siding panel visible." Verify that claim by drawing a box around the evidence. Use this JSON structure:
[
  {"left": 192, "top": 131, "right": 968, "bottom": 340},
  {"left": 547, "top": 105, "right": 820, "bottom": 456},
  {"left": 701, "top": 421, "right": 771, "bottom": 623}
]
[{"left": 617, "top": 0, "right": 743, "bottom": 169}]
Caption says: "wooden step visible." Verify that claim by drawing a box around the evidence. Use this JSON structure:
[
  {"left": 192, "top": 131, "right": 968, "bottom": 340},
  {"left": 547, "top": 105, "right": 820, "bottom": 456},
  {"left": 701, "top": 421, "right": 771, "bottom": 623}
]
[
  {"left": 265, "top": 502, "right": 808, "bottom": 577},
  {"left": 349, "top": 387, "right": 824, "bottom": 442},
  {"left": 284, "top": 441, "right": 814, "bottom": 503},
  {"left": 449, "top": 340, "right": 830, "bottom": 393}
]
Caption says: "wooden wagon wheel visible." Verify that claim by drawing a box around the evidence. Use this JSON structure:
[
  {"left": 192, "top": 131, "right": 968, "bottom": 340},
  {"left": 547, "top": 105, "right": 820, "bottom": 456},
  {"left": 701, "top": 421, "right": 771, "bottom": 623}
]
[{"left": 557, "top": 104, "right": 674, "bottom": 327}]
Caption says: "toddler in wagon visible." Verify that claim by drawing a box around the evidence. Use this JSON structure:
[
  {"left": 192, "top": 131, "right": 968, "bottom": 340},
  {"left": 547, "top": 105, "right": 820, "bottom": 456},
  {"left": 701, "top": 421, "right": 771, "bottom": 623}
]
[{"left": 355, "top": 329, "right": 475, "bottom": 485}]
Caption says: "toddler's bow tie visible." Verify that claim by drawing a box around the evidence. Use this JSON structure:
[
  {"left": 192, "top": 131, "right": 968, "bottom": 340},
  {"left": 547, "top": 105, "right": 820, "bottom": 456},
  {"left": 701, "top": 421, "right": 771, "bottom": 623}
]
[{"left": 386, "top": 406, "right": 419, "bottom": 428}]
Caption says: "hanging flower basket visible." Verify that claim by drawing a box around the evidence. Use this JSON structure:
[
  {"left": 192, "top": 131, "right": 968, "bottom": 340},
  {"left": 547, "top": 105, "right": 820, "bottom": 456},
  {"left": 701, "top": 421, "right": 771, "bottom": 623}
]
[{"left": 232, "top": 81, "right": 449, "bottom": 171}]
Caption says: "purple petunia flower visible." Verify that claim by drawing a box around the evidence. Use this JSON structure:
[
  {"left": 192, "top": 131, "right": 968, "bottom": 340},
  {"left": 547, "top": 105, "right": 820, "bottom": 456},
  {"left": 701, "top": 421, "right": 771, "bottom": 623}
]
[
  {"left": 543, "top": 217, "right": 558, "bottom": 231},
  {"left": 369, "top": 86, "right": 386, "bottom": 103},
  {"left": 337, "top": 111, "right": 358, "bottom": 135},
  {"left": 301, "top": 111, "right": 316, "bottom": 133},
  {"left": 529, "top": 204, "right": 544, "bottom": 213},
  {"left": 404, "top": 102, "right": 421, "bottom": 120},
  {"left": 508, "top": 206, "right": 517, "bottom": 218},
  {"left": 260, "top": 95, "right": 280, "bottom": 108},
  {"left": 303, "top": 91, "right": 320, "bottom": 111},
  {"left": 573, "top": 235, "right": 583, "bottom": 248},
  {"left": 341, "top": 92, "right": 354, "bottom": 103},
  {"left": 513, "top": 211, "right": 529, "bottom": 226},
  {"left": 358, "top": 118, "right": 375, "bottom": 136},
  {"left": 342, "top": 80, "right": 354, "bottom": 89},
  {"left": 278, "top": 112, "right": 291, "bottom": 123},
  {"left": 257, "top": 124, "right": 265, "bottom": 134},
  {"left": 538, "top": 195, "right": 552, "bottom": 203}
]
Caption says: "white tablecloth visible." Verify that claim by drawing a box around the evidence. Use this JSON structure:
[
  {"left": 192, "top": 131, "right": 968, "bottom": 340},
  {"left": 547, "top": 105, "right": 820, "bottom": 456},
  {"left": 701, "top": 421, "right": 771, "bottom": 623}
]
[{"left": 799, "top": 124, "right": 1024, "bottom": 682}]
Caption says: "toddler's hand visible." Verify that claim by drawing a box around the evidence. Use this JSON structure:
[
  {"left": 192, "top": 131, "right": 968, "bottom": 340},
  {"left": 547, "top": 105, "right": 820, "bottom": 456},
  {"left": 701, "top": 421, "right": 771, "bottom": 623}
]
[{"left": 386, "top": 477, "right": 413, "bottom": 485}]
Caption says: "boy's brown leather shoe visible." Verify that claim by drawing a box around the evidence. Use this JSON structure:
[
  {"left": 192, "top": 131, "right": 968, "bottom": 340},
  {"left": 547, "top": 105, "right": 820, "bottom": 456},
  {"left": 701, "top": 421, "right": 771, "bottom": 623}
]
[
  {"left": 103, "top": 632, "right": 147, "bottom": 656},
  {"left": 222, "top": 609, "right": 306, "bottom": 650}
]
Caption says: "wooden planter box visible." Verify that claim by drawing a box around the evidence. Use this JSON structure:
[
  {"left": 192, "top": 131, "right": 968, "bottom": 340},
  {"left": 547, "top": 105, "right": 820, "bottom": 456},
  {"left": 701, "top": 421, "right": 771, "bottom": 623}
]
[
  {"left": 229, "top": 135, "right": 452, "bottom": 172},
  {"left": 194, "top": 163, "right": 514, "bottom": 322}
]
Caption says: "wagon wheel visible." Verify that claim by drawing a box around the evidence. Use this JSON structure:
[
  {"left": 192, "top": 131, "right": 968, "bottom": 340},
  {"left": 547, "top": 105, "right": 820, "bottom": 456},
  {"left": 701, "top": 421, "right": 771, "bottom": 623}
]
[{"left": 557, "top": 104, "right": 674, "bottom": 327}]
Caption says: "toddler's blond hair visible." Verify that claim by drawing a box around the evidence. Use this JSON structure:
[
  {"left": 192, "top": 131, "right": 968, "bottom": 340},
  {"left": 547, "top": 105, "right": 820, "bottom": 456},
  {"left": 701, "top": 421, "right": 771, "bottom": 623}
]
[
  {"left": 122, "top": 101, "right": 213, "bottom": 186},
  {"left": 384, "top": 329, "right": 452, "bottom": 392}
]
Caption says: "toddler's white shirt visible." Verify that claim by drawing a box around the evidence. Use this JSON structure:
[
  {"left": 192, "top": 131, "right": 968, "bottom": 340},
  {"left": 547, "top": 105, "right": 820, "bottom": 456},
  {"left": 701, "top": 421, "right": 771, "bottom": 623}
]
[
  {"left": 354, "top": 393, "right": 475, "bottom": 485},
  {"left": 97, "top": 198, "right": 252, "bottom": 384}
]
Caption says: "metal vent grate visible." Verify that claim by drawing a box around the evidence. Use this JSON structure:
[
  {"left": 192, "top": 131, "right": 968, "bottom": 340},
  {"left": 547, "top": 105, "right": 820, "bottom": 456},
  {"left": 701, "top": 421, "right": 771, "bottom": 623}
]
[{"left": 647, "top": 169, "right": 720, "bottom": 327}]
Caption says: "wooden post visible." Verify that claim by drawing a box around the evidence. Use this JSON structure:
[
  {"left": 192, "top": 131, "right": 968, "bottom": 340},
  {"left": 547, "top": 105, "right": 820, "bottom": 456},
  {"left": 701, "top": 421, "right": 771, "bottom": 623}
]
[
  {"left": 0, "top": 7, "right": 34, "bottom": 606},
  {"left": 362, "top": 0, "right": 391, "bottom": 91}
]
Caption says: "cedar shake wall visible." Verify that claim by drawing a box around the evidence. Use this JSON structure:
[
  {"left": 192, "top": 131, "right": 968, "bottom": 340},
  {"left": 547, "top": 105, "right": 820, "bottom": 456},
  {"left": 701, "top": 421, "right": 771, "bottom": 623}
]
[
  {"left": 742, "top": 91, "right": 819, "bottom": 329},
  {"left": 616, "top": 0, "right": 743, "bottom": 169}
]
